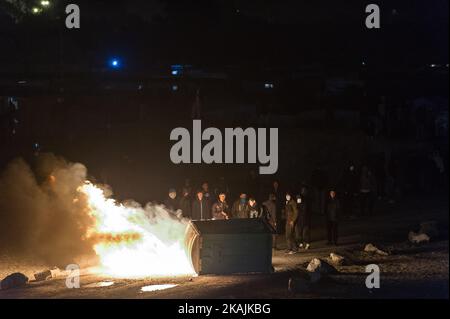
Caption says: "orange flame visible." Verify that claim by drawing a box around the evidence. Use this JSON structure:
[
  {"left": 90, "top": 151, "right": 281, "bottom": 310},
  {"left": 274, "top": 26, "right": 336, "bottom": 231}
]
[{"left": 78, "top": 182, "right": 195, "bottom": 278}]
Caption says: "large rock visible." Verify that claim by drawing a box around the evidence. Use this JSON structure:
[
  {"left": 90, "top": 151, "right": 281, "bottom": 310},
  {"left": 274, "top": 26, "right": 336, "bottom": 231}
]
[
  {"left": 408, "top": 231, "right": 430, "bottom": 244},
  {"left": 419, "top": 221, "right": 439, "bottom": 238},
  {"left": 364, "top": 243, "right": 389, "bottom": 256},
  {"left": 329, "top": 253, "right": 345, "bottom": 265},
  {"left": 306, "top": 258, "right": 338, "bottom": 275},
  {"left": 0, "top": 273, "right": 29, "bottom": 290}
]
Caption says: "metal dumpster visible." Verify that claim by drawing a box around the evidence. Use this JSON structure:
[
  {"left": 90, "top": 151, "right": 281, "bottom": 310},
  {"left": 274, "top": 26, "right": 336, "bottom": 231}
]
[{"left": 185, "top": 218, "right": 274, "bottom": 275}]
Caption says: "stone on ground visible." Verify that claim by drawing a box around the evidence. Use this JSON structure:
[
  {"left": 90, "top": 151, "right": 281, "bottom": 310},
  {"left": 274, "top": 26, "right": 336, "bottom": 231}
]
[
  {"left": 408, "top": 231, "right": 430, "bottom": 244},
  {"left": 329, "top": 253, "right": 345, "bottom": 265},
  {"left": 0, "top": 273, "right": 29, "bottom": 290},
  {"left": 364, "top": 243, "right": 389, "bottom": 256}
]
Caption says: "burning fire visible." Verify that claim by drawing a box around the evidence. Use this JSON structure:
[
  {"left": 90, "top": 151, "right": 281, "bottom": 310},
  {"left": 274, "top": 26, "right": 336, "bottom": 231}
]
[{"left": 78, "top": 182, "right": 195, "bottom": 278}]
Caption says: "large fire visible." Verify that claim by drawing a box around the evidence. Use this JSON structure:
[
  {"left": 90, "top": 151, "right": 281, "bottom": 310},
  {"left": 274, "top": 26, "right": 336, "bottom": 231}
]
[{"left": 78, "top": 182, "right": 195, "bottom": 278}]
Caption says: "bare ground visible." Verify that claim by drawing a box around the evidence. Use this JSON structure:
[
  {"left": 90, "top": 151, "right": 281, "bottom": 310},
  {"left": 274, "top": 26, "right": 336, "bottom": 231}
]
[{"left": 0, "top": 195, "right": 448, "bottom": 299}]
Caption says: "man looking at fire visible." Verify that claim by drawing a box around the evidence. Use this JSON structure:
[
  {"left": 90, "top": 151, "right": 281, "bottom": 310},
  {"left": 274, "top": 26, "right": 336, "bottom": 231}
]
[{"left": 211, "top": 192, "right": 230, "bottom": 220}]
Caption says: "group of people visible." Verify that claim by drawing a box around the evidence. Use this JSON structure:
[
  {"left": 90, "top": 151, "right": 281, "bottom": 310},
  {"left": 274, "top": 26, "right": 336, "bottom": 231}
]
[{"left": 163, "top": 180, "right": 342, "bottom": 255}]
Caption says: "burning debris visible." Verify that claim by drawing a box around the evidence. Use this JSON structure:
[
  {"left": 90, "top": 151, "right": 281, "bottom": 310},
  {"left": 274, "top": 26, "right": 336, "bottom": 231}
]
[{"left": 0, "top": 154, "right": 196, "bottom": 279}]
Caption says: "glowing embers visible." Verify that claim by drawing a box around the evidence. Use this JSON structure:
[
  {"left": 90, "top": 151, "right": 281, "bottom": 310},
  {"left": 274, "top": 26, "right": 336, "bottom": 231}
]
[{"left": 140, "top": 284, "right": 178, "bottom": 292}]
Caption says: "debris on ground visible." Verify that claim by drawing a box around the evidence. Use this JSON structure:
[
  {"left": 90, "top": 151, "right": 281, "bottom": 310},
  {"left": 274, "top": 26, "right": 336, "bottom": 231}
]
[
  {"left": 0, "top": 273, "right": 29, "bottom": 290},
  {"left": 306, "top": 258, "right": 338, "bottom": 275},
  {"left": 419, "top": 221, "right": 439, "bottom": 239},
  {"left": 408, "top": 231, "right": 430, "bottom": 244},
  {"left": 329, "top": 253, "right": 345, "bottom": 265},
  {"left": 364, "top": 243, "right": 389, "bottom": 256},
  {"left": 34, "top": 269, "right": 52, "bottom": 281},
  {"left": 33, "top": 267, "right": 62, "bottom": 281}
]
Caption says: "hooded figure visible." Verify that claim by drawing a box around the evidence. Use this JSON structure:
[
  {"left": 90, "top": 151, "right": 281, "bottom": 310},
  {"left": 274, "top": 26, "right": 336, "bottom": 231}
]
[
  {"left": 163, "top": 188, "right": 179, "bottom": 212},
  {"left": 231, "top": 193, "right": 250, "bottom": 218}
]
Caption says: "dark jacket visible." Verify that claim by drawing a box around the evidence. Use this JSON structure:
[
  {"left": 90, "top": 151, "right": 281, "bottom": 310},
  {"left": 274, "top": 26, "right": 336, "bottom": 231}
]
[
  {"left": 191, "top": 198, "right": 210, "bottom": 220},
  {"left": 262, "top": 199, "right": 277, "bottom": 226},
  {"left": 163, "top": 197, "right": 179, "bottom": 211},
  {"left": 326, "top": 197, "right": 340, "bottom": 222},
  {"left": 231, "top": 200, "right": 250, "bottom": 218},
  {"left": 178, "top": 196, "right": 192, "bottom": 218},
  {"left": 297, "top": 195, "right": 311, "bottom": 225},
  {"left": 249, "top": 204, "right": 262, "bottom": 218},
  {"left": 285, "top": 199, "right": 298, "bottom": 223},
  {"left": 211, "top": 200, "right": 230, "bottom": 220}
]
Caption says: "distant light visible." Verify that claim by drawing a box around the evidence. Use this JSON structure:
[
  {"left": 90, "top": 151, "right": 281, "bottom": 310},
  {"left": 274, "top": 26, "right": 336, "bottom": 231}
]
[
  {"left": 17, "top": 80, "right": 27, "bottom": 84},
  {"left": 264, "top": 83, "right": 274, "bottom": 89},
  {"left": 32, "top": 7, "right": 41, "bottom": 14},
  {"left": 171, "top": 64, "right": 183, "bottom": 76},
  {"left": 430, "top": 64, "right": 437, "bottom": 68},
  {"left": 41, "top": 0, "right": 50, "bottom": 7},
  {"left": 172, "top": 84, "right": 178, "bottom": 91},
  {"left": 362, "top": 61, "right": 366, "bottom": 66},
  {"left": 138, "top": 84, "right": 143, "bottom": 90},
  {"left": 109, "top": 58, "right": 121, "bottom": 69}
]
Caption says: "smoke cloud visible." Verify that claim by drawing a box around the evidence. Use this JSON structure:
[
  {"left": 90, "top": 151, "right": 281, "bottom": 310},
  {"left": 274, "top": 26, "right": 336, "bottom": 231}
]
[{"left": 0, "top": 153, "right": 96, "bottom": 266}]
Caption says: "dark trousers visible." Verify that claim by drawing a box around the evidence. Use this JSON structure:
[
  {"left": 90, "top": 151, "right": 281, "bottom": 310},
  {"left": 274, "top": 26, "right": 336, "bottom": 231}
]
[
  {"left": 296, "top": 220, "right": 311, "bottom": 244},
  {"left": 327, "top": 221, "right": 338, "bottom": 244},
  {"left": 285, "top": 221, "right": 297, "bottom": 250}
]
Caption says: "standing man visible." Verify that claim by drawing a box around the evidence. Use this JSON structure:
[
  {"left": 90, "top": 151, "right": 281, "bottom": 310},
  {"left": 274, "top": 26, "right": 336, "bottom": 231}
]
[
  {"left": 263, "top": 193, "right": 278, "bottom": 249},
  {"left": 296, "top": 186, "right": 312, "bottom": 250},
  {"left": 191, "top": 190, "right": 210, "bottom": 220},
  {"left": 211, "top": 192, "right": 230, "bottom": 220},
  {"left": 201, "top": 181, "right": 213, "bottom": 214},
  {"left": 231, "top": 193, "right": 250, "bottom": 218},
  {"left": 178, "top": 187, "right": 192, "bottom": 218},
  {"left": 284, "top": 191, "right": 298, "bottom": 254},
  {"left": 248, "top": 197, "right": 262, "bottom": 218},
  {"left": 271, "top": 180, "right": 284, "bottom": 234},
  {"left": 326, "top": 190, "right": 340, "bottom": 246}
]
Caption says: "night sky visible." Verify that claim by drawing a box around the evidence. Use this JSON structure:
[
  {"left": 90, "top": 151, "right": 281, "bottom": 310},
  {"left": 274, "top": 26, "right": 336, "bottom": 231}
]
[{"left": 0, "top": 0, "right": 448, "bottom": 72}]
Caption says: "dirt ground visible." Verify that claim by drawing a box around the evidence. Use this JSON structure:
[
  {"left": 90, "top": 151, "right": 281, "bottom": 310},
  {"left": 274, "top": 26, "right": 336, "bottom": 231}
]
[{"left": 0, "top": 195, "right": 448, "bottom": 299}]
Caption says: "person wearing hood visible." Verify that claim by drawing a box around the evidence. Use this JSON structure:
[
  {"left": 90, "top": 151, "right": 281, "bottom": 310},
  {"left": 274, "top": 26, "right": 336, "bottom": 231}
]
[
  {"left": 164, "top": 188, "right": 179, "bottom": 212},
  {"left": 284, "top": 191, "right": 298, "bottom": 254},
  {"left": 231, "top": 193, "right": 250, "bottom": 218}
]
